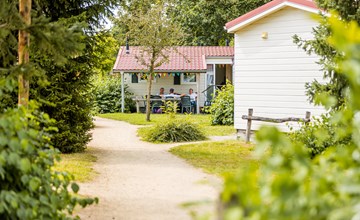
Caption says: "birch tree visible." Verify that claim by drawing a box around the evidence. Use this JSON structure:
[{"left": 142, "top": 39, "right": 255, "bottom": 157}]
[{"left": 124, "top": 0, "right": 185, "bottom": 121}]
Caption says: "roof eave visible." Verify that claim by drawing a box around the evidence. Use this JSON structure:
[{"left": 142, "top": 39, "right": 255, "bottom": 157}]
[
  {"left": 112, "top": 69, "right": 207, "bottom": 73},
  {"left": 226, "top": 1, "right": 321, "bottom": 33},
  {"left": 113, "top": 46, "right": 124, "bottom": 70}
]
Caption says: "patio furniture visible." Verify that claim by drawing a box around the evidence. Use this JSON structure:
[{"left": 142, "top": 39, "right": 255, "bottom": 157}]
[
  {"left": 180, "top": 96, "right": 192, "bottom": 113},
  {"left": 164, "top": 96, "right": 181, "bottom": 112},
  {"left": 150, "top": 95, "right": 163, "bottom": 113}
]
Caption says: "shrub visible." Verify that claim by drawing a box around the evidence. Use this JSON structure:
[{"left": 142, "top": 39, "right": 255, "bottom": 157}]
[
  {"left": 141, "top": 116, "right": 206, "bottom": 143},
  {"left": 208, "top": 82, "right": 234, "bottom": 125},
  {"left": 288, "top": 113, "right": 351, "bottom": 157},
  {"left": 94, "top": 75, "right": 135, "bottom": 113},
  {"left": 0, "top": 103, "right": 96, "bottom": 219},
  {"left": 33, "top": 55, "right": 96, "bottom": 153}
]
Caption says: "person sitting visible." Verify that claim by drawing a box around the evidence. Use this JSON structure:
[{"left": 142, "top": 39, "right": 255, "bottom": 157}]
[
  {"left": 165, "top": 88, "right": 181, "bottom": 98},
  {"left": 157, "top": 87, "right": 165, "bottom": 97},
  {"left": 188, "top": 88, "right": 197, "bottom": 112}
]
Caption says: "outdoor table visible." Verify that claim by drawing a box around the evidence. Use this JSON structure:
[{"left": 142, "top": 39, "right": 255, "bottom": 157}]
[{"left": 132, "top": 97, "right": 180, "bottom": 113}]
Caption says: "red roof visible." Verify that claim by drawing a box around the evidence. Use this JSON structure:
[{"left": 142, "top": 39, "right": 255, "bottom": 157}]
[
  {"left": 225, "top": 0, "right": 319, "bottom": 32},
  {"left": 113, "top": 46, "right": 234, "bottom": 73}
]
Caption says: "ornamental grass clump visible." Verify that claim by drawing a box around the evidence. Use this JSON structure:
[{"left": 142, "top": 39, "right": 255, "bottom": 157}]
[
  {"left": 143, "top": 119, "right": 207, "bottom": 143},
  {"left": 142, "top": 101, "right": 206, "bottom": 143}
]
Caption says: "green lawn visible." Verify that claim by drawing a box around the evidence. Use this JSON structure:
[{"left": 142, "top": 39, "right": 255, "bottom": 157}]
[
  {"left": 169, "top": 140, "right": 257, "bottom": 176},
  {"left": 99, "top": 113, "right": 235, "bottom": 136},
  {"left": 53, "top": 148, "right": 97, "bottom": 182}
]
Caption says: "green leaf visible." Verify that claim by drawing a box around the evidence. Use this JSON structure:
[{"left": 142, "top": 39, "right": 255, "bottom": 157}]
[
  {"left": 29, "top": 177, "right": 41, "bottom": 191},
  {"left": 20, "top": 158, "right": 31, "bottom": 173},
  {"left": 71, "top": 183, "right": 80, "bottom": 193}
]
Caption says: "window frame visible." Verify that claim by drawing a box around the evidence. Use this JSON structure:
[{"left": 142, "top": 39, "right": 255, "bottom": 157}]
[{"left": 181, "top": 73, "right": 197, "bottom": 84}]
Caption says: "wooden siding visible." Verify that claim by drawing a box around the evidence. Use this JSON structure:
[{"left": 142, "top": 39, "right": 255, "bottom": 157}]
[{"left": 233, "top": 7, "right": 325, "bottom": 131}]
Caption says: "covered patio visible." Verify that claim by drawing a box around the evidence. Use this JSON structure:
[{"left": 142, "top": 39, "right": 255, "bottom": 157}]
[{"left": 112, "top": 46, "right": 234, "bottom": 114}]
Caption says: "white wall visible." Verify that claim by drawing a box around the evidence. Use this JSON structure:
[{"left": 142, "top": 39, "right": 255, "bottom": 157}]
[{"left": 233, "top": 7, "right": 325, "bottom": 131}]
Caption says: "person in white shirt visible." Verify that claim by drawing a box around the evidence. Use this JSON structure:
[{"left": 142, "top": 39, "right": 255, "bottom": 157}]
[
  {"left": 188, "top": 88, "right": 197, "bottom": 113},
  {"left": 188, "top": 88, "right": 197, "bottom": 102},
  {"left": 165, "top": 88, "right": 181, "bottom": 98}
]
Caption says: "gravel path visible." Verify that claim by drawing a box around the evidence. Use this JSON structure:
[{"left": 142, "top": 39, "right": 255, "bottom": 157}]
[{"left": 77, "top": 117, "right": 221, "bottom": 220}]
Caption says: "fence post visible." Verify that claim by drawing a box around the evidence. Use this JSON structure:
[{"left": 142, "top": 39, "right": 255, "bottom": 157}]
[
  {"left": 305, "top": 111, "right": 311, "bottom": 125},
  {"left": 136, "top": 97, "right": 140, "bottom": 113},
  {"left": 246, "top": 108, "right": 253, "bottom": 142}
]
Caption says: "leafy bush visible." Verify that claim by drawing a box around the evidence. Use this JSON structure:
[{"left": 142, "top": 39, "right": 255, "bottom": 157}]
[
  {"left": 0, "top": 103, "right": 96, "bottom": 219},
  {"left": 141, "top": 115, "right": 206, "bottom": 143},
  {"left": 289, "top": 113, "right": 351, "bottom": 157},
  {"left": 219, "top": 15, "right": 360, "bottom": 220},
  {"left": 208, "top": 82, "right": 234, "bottom": 125},
  {"left": 94, "top": 76, "right": 135, "bottom": 113}
]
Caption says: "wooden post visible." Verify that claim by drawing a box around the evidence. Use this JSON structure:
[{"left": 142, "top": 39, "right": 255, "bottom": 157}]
[
  {"left": 135, "top": 98, "right": 140, "bottom": 113},
  {"left": 121, "top": 72, "right": 125, "bottom": 113},
  {"left": 196, "top": 73, "right": 200, "bottom": 114},
  {"left": 246, "top": 108, "right": 253, "bottom": 142},
  {"left": 18, "top": 0, "right": 32, "bottom": 106},
  {"left": 305, "top": 111, "right": 311, "bottom": 124}
]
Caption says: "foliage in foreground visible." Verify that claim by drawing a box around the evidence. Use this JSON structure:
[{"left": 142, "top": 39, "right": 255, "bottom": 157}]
[
  {"left": 289, "top": 113, "right": 351, "bottom": 158},
  {"left": 220, "top": 15, "right": 360, "bottom": 220},
  {"left": 94, "top": 75, "right": 135, "bottom": 113},
  {"left": 208, "top": 82, "right": 234, "bottom": 125},
  {"left": 0, "top": 103, "right": 96, "bottom": 219}
]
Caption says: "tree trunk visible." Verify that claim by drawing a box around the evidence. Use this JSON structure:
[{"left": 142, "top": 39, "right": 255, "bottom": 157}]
[
  {"left": 18, "top": 0, "right": 32, "bottom": 107},
  {"left": 145, "top": 73, "right": 153, "bottom": 121}
]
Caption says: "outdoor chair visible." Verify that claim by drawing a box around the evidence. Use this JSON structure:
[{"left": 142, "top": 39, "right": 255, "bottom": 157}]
[
  {"left": 150, "top": 95, "right": 163, "bottom": 113},
  {"left": 180, "top": 96, "right": 192, "bottom": 113},
  {"left": 135, "top": 95, "right": 146, "bottom": 113}
]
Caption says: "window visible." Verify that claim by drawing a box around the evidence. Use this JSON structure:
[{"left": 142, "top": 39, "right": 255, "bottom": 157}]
[
  {"left": 174, "top": 74, "right": 181, "bottom": 85},
  {"left": 131, "top": 74, "right": 156, "bottom": 83},
  {"left": 181, "top": 73, "right": 196, "bottom": 84},
  {"left": 131, "top": 74, "right": 138, "bottom": 83}
]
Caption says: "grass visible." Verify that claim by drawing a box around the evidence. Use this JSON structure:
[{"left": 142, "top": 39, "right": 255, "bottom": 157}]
[
  {"left": 169, "top": 140, "right": 257, "bottom": 176},
  {"left": 100, "top": 113, "right": 235, "bottom": 136},
  {"left": 53, "top": 148, "right": 97, "bottom": 182}
]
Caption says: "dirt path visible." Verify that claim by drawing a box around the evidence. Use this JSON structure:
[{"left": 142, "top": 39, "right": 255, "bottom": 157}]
[{"left": 77, "top": 117, "right": 221, "bottom": 220}]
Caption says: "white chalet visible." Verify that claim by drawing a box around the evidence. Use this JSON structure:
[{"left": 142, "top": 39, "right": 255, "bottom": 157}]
[{"left": 225, "top": 0, "right": 326, "bottom": 132}]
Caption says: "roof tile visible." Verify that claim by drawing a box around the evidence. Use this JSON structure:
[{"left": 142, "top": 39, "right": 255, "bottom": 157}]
[{"left": 113, "top": 46, "right": 234, "bottom": 72}]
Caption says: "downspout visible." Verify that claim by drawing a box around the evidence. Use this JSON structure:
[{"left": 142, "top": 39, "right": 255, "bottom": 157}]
[{"left": 121, "top": 71, "right": 125, "bottom": 113}]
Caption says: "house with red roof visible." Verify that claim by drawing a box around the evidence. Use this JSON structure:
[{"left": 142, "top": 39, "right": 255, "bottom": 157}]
[
  {"left": 225, "top": 0, "right": 326, "bottom": 132},
  {"left": 113, "top": 46, "right": 234, "bottom": 113}
]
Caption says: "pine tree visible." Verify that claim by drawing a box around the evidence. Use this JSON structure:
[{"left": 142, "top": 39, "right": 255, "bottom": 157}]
[
  {"left": 30, "top": 0, "right": 118, "bottom": 152},
  {"left": 294, "top": 0, "right": 360, "bottom": 108}
]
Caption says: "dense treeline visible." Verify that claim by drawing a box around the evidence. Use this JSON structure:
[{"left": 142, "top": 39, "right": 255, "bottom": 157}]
[{"left": 112, "top": 0, "right": 271, "bottom": 46}]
